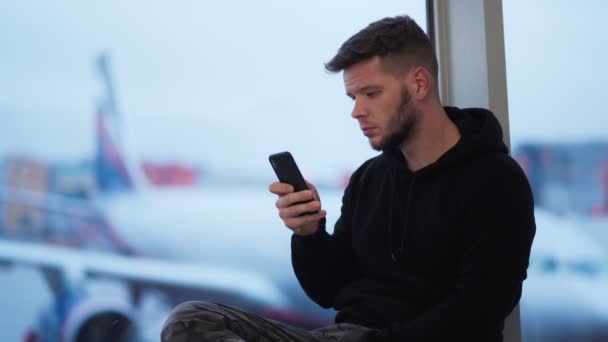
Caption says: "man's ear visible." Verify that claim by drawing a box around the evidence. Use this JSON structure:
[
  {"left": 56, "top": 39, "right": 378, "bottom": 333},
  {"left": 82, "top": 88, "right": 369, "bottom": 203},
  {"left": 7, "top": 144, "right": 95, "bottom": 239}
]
[{"left": 408, "top": 66, "right": 432, "bottom": 100}]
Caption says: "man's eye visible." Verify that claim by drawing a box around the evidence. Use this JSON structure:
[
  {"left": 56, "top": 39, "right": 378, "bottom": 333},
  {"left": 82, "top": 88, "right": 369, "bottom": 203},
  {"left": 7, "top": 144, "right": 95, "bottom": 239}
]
[{"left": 366, "top": 91, "right": 379, "bottom": 98}]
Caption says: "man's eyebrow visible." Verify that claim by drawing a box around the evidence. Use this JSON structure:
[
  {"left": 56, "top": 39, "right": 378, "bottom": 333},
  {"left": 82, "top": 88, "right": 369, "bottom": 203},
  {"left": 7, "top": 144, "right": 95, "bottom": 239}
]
[{"left": 346, "top": 85, "right": 383, "bottom": 98}]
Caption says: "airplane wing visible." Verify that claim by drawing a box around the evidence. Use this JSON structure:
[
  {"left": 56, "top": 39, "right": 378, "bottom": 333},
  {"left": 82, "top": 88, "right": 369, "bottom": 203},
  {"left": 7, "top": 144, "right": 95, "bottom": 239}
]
[{"left": 0, "top": 239, "right": 291, "bottom": 309}]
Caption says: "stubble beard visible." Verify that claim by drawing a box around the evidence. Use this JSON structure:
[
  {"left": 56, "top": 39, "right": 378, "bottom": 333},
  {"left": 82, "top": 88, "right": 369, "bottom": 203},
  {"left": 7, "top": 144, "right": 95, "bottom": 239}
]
[{"left": 370, "top": 88, "right": 420, "bottom": 151}]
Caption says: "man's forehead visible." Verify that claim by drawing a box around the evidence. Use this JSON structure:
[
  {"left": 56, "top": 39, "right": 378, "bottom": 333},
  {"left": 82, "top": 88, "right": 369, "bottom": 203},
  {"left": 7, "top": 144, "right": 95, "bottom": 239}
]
[
  {"left": 343, "top": 57, "right": 386, "bottom": 91},
  {"left": 343, "top": 57, "right": 383, "bottom": 78}
]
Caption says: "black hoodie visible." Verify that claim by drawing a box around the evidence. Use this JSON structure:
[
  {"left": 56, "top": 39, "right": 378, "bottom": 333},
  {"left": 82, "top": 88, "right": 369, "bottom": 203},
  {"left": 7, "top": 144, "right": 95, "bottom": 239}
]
[{"left": 291, "top": 107, "right": 536, "bottom": 341}]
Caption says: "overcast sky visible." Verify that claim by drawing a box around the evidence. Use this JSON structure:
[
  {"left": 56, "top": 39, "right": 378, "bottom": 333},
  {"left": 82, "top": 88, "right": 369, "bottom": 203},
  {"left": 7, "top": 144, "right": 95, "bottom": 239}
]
[
  {"left": 0, "top": 0, "right": 427, "bottom": 183},
  {"left": 0, "top": 0, "right": 605, "bottom": 182}
]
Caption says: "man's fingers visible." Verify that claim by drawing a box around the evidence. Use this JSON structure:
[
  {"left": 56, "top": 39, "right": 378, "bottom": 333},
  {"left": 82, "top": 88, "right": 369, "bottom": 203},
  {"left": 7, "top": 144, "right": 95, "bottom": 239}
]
[
  {"left": 285, "top": 210, "right": 324, "bottom": 227},
  {"left": 270, "top": 180, "right": 325, "bottom": 236},
  {"left": 275, "top": 190, "right": 315, "bottom": 209},
  {"left": 278, "top": 200, "right": 321, "bottom": 219},
  {"left": 285, "top": 210, "right": 327, "bottom": 234},
  {"left": 305, "top": 180, "right": 321, "bottom": 201},
  {"left": 268, "top": 182, "right": 294, "bottom": 196}
]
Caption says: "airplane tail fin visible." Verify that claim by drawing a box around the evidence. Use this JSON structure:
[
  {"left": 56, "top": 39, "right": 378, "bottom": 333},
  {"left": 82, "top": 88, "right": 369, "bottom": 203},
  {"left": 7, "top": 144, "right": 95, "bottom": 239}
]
[{"left": 94, "top": 54, "right": 146, "bottom": 193}]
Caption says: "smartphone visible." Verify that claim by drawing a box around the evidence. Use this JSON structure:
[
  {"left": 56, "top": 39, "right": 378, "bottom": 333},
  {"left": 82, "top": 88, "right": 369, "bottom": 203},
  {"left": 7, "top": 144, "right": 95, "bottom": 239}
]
[{"left": 268, "top": 151, "right": 309, "bottom": 192}]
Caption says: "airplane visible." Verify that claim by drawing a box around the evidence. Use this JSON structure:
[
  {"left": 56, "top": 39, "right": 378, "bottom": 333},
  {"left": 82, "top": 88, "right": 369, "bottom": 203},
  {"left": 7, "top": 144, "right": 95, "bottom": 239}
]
[{"left": 0, "top": 54, "right": 343, "bottom": 342}]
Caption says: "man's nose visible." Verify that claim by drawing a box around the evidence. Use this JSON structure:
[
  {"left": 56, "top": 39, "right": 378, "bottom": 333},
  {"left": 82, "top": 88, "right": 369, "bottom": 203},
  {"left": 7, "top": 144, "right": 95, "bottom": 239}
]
[{"left": 351, "top": 98, "right": 368, "bottom": 119}]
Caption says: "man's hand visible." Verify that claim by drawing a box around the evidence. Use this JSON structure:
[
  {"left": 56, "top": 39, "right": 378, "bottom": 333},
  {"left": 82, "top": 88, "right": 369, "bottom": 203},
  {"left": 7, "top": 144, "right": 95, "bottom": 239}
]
[{"left": 269, "top": 180, "right": 327, "bottom": 236}]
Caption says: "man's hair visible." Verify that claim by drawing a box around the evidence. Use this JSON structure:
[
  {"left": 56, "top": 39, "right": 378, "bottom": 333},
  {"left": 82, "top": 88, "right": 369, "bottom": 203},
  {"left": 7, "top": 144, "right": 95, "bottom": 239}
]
[{"left": 325, "top": 15, "right": 438, "bottom": 81}]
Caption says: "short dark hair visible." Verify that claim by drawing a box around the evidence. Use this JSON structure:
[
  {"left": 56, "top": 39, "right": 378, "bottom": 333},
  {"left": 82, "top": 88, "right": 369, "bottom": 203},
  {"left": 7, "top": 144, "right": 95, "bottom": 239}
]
[{"left": 325, "top": 15, "right": 438, "bottom": 80}]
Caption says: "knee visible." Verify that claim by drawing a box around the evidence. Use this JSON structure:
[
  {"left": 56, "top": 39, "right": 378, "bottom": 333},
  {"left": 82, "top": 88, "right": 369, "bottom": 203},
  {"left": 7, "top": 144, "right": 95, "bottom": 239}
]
[
  {"left": 165, "top": 300, "right": 214, "bottom": 322},
  {"left": 162, "top": 301, "right": 214, "bottom": 341},
  {"left": 172, "top": 301, "right": 208, "bottom": 313}
]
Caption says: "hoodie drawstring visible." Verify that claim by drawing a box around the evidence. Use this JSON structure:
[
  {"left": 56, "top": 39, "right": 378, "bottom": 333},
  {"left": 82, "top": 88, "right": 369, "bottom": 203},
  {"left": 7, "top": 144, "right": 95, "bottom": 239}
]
[{"left": 388, "top": 173, "right": 417, "bottom": 263}]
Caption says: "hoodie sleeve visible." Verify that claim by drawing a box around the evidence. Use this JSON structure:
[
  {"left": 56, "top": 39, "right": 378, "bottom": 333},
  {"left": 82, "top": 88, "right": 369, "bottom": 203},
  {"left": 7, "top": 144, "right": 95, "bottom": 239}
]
[
  {"left": 360, "top": 158, "right": 536, "bottom": 341},
  {"left": 291, "top": 176, "right": 360, "bottom": 308}
]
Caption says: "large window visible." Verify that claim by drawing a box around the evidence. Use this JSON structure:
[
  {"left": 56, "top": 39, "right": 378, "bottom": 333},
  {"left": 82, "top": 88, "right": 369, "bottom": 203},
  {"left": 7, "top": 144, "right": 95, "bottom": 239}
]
[
  {"left": 0, "top": 2, "right": 426, "bottom": 341},
  {"left": 504, "top": 1, "right": 608, "bottom": 341}
]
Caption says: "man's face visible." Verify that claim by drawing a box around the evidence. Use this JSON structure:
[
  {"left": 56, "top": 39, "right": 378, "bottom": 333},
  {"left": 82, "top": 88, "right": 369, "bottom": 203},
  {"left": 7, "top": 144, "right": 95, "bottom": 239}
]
[{"left": 344, "top": 56, "right": 420, "bottom": 151}]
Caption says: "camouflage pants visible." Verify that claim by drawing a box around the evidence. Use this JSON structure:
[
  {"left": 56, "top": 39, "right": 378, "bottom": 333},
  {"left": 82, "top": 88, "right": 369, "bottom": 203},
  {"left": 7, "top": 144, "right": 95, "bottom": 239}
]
[{"left": 161, "top": 301, "right": 377, "bottom": 342}]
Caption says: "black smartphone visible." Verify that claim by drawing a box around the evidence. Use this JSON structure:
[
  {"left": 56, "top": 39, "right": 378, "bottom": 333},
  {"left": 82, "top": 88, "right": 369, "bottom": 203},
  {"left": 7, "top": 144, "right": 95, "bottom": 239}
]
[{"left": 268, "top": 151, "right": 309, "bottom": 192}]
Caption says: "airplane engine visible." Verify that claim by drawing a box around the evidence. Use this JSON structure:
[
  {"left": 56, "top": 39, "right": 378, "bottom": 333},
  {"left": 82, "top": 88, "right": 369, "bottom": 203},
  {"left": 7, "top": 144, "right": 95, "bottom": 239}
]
[
  {"left": 60, "top": 295, "right": 135, "bottom": 342},
  {"left": 25, "top": 280, "right": 138, "bottom": 342}
]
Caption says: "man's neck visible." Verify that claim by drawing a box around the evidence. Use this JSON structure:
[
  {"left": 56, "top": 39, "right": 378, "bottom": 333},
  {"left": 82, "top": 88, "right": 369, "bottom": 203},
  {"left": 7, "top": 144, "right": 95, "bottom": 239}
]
[{"left": 400, "top": 107, "right": 461, "bottom": 172}]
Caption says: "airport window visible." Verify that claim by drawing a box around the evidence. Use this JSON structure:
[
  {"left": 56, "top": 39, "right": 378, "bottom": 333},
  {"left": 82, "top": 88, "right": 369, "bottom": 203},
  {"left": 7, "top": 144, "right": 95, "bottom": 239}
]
[
  {"left": 0, "top": 1, "right": 426, "bottom": 340},
  {"left": 503, "top": 1, "right": 608, "bottom": 341}
]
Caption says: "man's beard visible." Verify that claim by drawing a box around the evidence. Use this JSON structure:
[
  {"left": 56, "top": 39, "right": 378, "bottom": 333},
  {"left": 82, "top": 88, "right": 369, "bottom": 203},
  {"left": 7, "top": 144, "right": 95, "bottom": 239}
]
[{"left": 370, "top": 88, "right": 420, "bottom": 151}]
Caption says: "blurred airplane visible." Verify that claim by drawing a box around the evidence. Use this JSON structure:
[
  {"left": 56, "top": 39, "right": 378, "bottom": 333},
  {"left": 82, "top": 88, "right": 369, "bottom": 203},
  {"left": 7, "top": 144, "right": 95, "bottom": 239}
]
[
  {"left": 520, "top": 209, "right": 608, "bottom": 342},
  {"left": 0, "top": 54, "right": 342, "bottom": 342}
]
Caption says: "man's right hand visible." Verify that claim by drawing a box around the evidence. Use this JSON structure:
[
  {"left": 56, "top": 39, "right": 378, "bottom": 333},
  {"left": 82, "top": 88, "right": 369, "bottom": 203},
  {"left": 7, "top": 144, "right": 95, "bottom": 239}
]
[{"left": 268, "top": 180, "right": 327, "bottom": 236}]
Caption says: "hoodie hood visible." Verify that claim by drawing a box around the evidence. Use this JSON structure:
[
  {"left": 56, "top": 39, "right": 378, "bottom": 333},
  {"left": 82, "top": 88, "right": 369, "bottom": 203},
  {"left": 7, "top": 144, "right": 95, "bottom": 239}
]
[{"left": 384, "top": 106, "right": 509, "bottom": 173}]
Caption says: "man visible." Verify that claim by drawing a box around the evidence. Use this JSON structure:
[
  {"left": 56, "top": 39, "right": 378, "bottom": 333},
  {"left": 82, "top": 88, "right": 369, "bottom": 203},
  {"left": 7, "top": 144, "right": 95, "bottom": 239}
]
[{"left": 162, "top": 15, "right": 535, "bottom": 342}]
